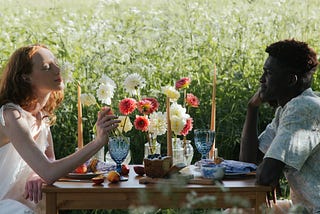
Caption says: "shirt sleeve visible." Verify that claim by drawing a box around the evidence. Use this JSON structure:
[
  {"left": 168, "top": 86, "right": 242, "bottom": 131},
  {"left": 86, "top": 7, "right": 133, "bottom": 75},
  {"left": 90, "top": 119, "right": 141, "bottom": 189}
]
[
  {"left": 264, "top": 97, "right": 320, "bottom": 171},
  {"left": 258, "top": 107, "right": 282, "bottom": 154}
]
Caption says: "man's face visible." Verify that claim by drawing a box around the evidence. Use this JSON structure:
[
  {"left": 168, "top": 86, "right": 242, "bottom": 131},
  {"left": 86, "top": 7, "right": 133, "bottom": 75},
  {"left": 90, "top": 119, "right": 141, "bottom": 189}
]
[{"left": 259, "top": 56, "right": 291, "bottom": 102}]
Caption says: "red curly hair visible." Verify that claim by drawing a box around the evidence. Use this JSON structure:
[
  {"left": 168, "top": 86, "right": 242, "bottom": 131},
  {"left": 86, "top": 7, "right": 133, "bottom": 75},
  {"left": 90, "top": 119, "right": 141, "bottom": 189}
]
[{"left": 0, "top": 44, "right": 64, "bottom": 124}]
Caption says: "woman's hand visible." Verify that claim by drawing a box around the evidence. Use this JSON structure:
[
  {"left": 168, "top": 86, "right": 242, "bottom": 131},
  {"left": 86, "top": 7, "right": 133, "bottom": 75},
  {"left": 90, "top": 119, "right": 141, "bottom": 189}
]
[
  {"left": 24, "top": 173, "right": 45, "bottom": 203},
  {"left": 95, "top": 107, "right": 120, "bottom": 144}
]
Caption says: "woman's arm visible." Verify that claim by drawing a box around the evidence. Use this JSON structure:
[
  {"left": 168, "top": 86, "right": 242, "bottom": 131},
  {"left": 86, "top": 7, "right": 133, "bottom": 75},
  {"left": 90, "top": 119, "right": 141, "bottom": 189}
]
[{"left": 2, "top": 107, "right": 119, "bottom": 185}]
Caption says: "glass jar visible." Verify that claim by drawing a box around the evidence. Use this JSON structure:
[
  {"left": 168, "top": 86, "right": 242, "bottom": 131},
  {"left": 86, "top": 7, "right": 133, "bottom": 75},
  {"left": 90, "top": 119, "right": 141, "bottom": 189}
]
[
  {"left": 183, "top": 140, "right": 194, "bottom": 166},
  {"left": 91, "top": 133, "right": 105, "bottom": 162},
  {"left": 172, "top": 138, "right": 184, "bottom": 165},
  {"left": 144, "top": 141, "right": 161, "bottom": 158}
]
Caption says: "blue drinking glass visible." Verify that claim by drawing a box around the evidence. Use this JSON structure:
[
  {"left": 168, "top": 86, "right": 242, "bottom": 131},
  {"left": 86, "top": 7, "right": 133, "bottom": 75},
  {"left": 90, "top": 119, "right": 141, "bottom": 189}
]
[
  {"left": 194, "top": 129, "right": 215, "bottom": 160},
  {"left": 108, "top": 136, "right": 130, "bottom": 180}
]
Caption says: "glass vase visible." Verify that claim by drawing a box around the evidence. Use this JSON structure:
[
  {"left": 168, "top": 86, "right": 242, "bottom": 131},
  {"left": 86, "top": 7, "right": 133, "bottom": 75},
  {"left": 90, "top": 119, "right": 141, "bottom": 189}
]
[
  {"left": 91, "top": 133, "right": 105, "bottom": 162},
  {"left": 144, "top": 141, "right": 161, "bottom": 158},
  {"left": 182, "top": 140, "right": 194, "bottom": 166},
  {"left": 172, "top": 138, "right": 184, "bottom": 165}
]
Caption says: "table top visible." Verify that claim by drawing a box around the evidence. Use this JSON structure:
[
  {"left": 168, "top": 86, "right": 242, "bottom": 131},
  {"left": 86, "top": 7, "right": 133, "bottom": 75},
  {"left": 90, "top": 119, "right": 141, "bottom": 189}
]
[{"left": 43, "top": 165, "right": 271, "bottom": 194}]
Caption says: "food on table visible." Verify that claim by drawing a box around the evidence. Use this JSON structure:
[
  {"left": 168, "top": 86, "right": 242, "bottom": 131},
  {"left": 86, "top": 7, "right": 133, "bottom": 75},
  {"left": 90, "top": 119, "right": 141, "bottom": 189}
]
[
  {"left": 74, "top": 163, "right": 88, "bottom": 174},
  {"left": 92, "top": 175, "right": 105, "bottom": 185},
  {"left": 107, "top": 170, "right": 120, "bottom": 183},
  {"left": 88, "top": 158, "right": 99, "bottom": 172},
  {"left": 121, "top": 164, "right": 130, "bottom": 175}
]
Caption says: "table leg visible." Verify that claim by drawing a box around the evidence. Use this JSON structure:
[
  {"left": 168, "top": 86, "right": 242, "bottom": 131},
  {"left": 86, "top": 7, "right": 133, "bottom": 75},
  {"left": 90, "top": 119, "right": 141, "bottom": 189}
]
[
  {"left": 45, "top": 192, "right": 58, "bottom": 214},
  {"left": 255, "top": 192, "right": 268, "bottom": 214}
]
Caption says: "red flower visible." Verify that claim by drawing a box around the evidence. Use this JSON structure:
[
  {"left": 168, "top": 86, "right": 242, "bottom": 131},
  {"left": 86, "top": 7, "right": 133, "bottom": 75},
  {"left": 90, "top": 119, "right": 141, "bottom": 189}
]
[
  {"left": 180, "top": 118, "right": 193, "bottom": 136},
  {"left": 137, "top": 99, "right": 152, "bottom": 115},
  {"left": 119, "top": 98, "right": 137, "bottom": 115},
  {"left": 134, "top": 115, "right": 149, "bottom": 132},
  {"left": 175, "top": 77, "right": 191, "bottom": 90},
  {"left": 186, "top": 93, "right": 199, "bottom": 107},
  {"left": 137, "top": 97, "right": 159, "bottom": 115}
]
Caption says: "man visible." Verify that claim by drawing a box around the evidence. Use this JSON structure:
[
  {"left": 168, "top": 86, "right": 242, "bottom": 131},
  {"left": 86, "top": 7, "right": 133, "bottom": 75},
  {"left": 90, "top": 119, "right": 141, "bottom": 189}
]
[{"left": 239, "top": 39, "right": 320, "bottom": 213}]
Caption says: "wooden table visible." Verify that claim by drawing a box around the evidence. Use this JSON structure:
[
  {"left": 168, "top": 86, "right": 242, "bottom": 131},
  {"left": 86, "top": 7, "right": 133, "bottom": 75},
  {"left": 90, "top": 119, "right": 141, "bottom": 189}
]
[{"left": 43, "top": 165, "right": 271, "bottom": 214}]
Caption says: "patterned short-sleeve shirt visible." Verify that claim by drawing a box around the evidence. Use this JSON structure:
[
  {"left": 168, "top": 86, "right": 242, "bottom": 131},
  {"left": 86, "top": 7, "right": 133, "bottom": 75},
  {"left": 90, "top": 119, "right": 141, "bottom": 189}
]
[{"left": 258, "top": 88, "right": 320, "bottom": 213}]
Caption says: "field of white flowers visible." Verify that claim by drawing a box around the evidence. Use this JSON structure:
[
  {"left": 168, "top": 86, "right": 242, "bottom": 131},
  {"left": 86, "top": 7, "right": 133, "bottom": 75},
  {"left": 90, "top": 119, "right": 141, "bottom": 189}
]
[{"left": 1, "top": 0, "right": 320, "bottom": 164}]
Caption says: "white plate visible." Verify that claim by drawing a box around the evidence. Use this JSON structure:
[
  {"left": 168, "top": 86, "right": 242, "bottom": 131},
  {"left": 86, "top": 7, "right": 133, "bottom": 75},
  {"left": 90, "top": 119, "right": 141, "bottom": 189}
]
[{"left": 66, "top": 172, "right": 103, "bottom": 179}]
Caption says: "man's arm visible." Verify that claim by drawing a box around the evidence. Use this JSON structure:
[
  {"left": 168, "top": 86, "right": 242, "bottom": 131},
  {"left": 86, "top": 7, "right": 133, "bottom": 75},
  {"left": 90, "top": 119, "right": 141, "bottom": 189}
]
[
  {"left": 256, "top": 157, "right": 284, "bottom": 188},
  {"left": 239, "top": 91, "right": 264, "bottom": 164}
]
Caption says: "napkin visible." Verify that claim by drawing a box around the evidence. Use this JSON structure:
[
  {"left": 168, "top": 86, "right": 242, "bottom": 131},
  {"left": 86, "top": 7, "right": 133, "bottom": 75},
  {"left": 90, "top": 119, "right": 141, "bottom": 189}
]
[
  {"left": 220, "top": 160, "right": 257, "bottom": 174},
  {"left": 85, "top": 159, "right": 116, "bottom": 173}
]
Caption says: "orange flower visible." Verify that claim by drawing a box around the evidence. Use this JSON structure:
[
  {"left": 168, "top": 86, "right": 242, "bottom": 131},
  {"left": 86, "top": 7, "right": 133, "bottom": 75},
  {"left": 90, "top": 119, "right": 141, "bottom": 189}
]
[
  {"left": 134, "top": 115, "right": 149, "bottom": 132},
  {"left": 175, "top": 77, "right": 191, "bottom": 90},
  {"left": 119, "top": 98, "right": 137, "bottom": 115},
  {"left": 186, "top": 93, "right": 199, "bottom": 107}
]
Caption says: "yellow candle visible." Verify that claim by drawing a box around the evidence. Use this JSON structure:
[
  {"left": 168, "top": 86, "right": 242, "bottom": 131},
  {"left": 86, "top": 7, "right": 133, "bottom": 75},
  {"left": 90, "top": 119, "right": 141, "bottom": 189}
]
[
  {"left": 77, "top": 83, "right": 83, "bottom": 149},
  {"left": 209, "top": 64, "right": 216, "bottom": 159},
  {"left": 166, "top": 97, "right": 173, "bottom": 163}
]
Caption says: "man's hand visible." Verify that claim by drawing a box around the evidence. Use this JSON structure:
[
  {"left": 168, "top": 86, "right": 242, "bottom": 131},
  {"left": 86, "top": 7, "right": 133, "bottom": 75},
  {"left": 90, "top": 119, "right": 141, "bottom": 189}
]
[{"left": 24, "top": 173, "right": 45, "bottom": 203}]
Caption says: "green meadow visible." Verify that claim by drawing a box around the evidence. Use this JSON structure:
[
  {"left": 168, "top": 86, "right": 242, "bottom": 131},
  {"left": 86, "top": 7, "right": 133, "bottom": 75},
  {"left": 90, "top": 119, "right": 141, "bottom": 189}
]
[{"left": 1, "top": 0, "right": 319, "bottom": 212}]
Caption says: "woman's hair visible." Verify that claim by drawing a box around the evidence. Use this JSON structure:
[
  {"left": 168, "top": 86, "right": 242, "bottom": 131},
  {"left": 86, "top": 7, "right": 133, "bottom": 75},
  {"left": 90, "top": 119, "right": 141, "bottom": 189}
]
[
  {"left": 265, "top": 39, "right": 319, "bottom": 90},
  {"left": 0, "top": 44, "right": 64, "bottom": 124}
]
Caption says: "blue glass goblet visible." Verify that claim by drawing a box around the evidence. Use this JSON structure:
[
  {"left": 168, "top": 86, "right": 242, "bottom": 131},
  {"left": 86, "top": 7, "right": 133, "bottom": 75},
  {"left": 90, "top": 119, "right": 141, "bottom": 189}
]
[
  {"left": 108, "top": 136, "right": 130, "bottom": 181},
  {"left": 194, "top": 129, "right": 215, "bottom": 160}
]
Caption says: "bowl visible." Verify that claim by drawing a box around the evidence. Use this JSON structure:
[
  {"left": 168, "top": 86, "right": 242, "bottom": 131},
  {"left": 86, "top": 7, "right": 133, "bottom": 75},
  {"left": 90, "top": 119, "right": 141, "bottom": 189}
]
[
  {"left": 133, "top": 166, "right": 145, "bottom": 176},
  {"left": 200, "top": 164, "right": 225, "bottom": 180}
]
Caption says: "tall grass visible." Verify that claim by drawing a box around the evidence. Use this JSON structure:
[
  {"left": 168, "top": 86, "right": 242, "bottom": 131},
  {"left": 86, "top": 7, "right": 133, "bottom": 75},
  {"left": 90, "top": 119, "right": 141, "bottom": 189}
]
[{"left": 1, "top": 0, "right": 319, "bottom": 163}]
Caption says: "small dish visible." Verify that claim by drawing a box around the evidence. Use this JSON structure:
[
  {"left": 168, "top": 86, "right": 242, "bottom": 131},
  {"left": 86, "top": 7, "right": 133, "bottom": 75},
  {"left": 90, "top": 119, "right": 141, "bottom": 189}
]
[
  {"left": 133, "top": 166, "right": 145, "bottom": 176},
  {"left": 200, "top": 164, "right": 225, "bottom": 180}
]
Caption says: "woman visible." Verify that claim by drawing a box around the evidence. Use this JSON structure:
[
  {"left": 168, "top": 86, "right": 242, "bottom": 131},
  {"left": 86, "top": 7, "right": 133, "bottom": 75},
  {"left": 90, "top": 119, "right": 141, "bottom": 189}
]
[{"left": 0, "top": 44, "right": 120, "bottom": 213}]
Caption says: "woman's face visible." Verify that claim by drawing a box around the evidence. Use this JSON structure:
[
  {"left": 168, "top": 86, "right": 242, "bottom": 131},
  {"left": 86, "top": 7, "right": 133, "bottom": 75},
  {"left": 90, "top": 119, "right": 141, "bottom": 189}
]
[{"left": 30, "top": 47, "right": 64, "bottom": 95}]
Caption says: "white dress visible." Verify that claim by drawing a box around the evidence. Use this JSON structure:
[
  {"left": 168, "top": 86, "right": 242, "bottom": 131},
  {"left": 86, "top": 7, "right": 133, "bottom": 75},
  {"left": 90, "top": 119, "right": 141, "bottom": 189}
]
[{"left": 0, "top": 103, "right": 49, "bottom": 214}]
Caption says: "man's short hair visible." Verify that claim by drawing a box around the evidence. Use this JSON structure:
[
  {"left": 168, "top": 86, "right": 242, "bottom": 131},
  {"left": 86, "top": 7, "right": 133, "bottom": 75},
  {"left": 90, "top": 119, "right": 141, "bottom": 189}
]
[{"left": 265, "top": 39, "right": 318, "bottom": 76}]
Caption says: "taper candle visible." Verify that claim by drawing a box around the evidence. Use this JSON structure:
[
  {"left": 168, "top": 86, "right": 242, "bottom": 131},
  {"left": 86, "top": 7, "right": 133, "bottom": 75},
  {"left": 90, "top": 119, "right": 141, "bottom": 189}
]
[
  {"left": 209, "top": 64, "right": 217, "bottom": 159},
  {"left": 166, "top": 97, "right": 173, "bottom": 163},
  {"left": 77, "top": 83, "right": 83, "bottom": 149}
]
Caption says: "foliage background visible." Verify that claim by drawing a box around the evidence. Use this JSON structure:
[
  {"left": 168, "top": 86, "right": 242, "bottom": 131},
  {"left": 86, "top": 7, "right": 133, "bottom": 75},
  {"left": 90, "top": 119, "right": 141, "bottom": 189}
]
[{"left": 1, "top": 0, "right": 320, "bottom": 165}]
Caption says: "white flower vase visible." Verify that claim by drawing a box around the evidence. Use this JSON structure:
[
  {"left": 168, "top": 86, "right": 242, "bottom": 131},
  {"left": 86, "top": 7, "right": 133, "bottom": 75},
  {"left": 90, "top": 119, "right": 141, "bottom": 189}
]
[
  {"left": 172, "top": 138, "right": 184, "bottom": 165},
  {"left": 144, "top": 141, "right": 161, "bottom": 158}
]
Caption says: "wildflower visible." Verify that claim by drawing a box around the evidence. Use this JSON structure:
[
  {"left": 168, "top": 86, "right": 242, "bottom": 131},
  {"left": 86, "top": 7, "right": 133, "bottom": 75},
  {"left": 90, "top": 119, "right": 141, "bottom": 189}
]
[
  {"left": 134, "top": 115, "right": 149, "bottom": 132},
  {"left": 175, "top": 77, "right": 191, "bottom": 90},
  {"left": 80, "top": 93, "right": 97, "bottom": 106},
  {"left": 162, "top": 86, "right": 180, "bottom": 101},
  {"left": 180, "top": 118, "right": 193, "bottom": 136},
  {"left": 117, "top": 116, "right": 133, "bottom": 133},
  {"left": 148, "top": 112, "right": 167, "bottom": 136},
  {"left": 137, "top": 98, "right": 159, "bottom": 115},
  {"left": 96, "top": 83, "right": 115, "bottom": 105},
  {"left": 186, "top": 93, "right": 200, "bottom": 107},
  {"left": 119, "top": 98, "right": 137, "bottom": 115},
  {"left": 123, "top": 73, "right": 146, "bottom": 95}
]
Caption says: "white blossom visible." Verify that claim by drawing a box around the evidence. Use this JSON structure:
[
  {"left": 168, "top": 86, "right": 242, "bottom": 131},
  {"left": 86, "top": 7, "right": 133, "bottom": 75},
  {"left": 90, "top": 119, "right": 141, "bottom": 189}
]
[
  {"left": 148, "top": 112, "right": 167, "bottom": 136},
  {"left": 117, "top": 116, "right": 133, "bottom": 133},
  {"left": 80, "top": 93, "right": 97, "bottom": 106},
  {"left": 96, "top": 83, "right": 115, "bottom": 105},
  {"left": 123, "top": 73, "right": 146, "bottom": 95},
  {"left": 161, "top": 86, "right": 180, "bottom": 101}
]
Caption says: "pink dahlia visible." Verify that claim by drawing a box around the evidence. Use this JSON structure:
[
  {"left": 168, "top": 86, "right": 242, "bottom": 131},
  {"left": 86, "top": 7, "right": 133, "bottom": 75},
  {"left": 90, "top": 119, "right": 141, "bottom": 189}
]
[
  {"left": 119, "top": 98, "right": 137, "bottom": 115},
  {"left": 186, "top": 93, "right": 200, "bottom": 107},
  {"left": 138, "top": 97, "right": 159, "bottom": 115},
  {"left": 175, "top": 77, "right": 191, "bottom": 90},
  {"left": 134, "top": 115, "right": 149, "bottom": 132},
  {"left": 180, "top": 118, "right": 193, "bottom": 136}
]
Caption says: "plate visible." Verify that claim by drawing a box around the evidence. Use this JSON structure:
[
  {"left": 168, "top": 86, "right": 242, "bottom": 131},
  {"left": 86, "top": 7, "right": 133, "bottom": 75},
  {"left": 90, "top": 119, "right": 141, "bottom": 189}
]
[
  {"left": 224, "top": 171, "right": 256, "bottom": 177},
  {"left": 66, "top": 172, "right": 103, "bottom": 179}
]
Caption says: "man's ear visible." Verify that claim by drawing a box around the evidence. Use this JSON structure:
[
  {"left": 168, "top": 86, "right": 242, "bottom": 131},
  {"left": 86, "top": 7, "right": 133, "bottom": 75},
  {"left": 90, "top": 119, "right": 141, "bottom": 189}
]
[{"left": 288, "top": 74, "right": 298, "bottom": 86}]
